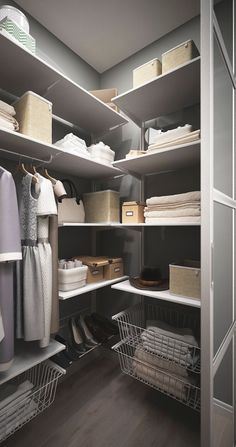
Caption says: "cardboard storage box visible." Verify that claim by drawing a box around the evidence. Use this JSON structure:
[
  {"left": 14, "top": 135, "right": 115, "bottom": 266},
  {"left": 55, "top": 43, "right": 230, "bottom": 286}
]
[
  {"left": 74, "top": 256, "right": 109, "bottom": 284},
  {"left": 169, "top": 260, "right": 201, "bottom": 299},
  {"left": 14, "top": 91, "right": 52, "bottom": 143},
  {"left": 133, "top": 58, "right": 162, "bottom": 88},
  {"left": 122, "top": 201, "right": 145, "bottom": 223},
  {"left": 83, "top": 190, "right": 120, "bottom": 223},
  {"left": 90, "top": 88, "right": 118, "bottom": 112},
  {"left": 162, "top": 40, "right": 199, "bottom": 74},
  {"left": 104, "top": 258, "right": 124, "bottom": 280}
]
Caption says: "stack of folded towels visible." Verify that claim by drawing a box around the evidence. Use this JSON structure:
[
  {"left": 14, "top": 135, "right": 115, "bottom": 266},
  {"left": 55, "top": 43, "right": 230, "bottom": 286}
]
[
  {"left": 133, "top": 319, "right": 200, "bottom": 400},
  {"left": 145, "top": 191, "right": 201, "bottom": 224},
  {"left": 147, "top": 125, "right": 200, "bottom": 153},
  {"left": 0, "top": 100, "right": 19, "bottom": 132}
]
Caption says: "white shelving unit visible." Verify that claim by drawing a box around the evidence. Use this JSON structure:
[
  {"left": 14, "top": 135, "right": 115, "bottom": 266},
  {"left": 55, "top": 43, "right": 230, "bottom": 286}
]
[
  {"left": 59, "top": 276, "right": 128, "bottom": 300},
  {"left": 0, "top": 32, "right": 128, "bottom": 134},
  {"left": 59, "top": 221, "right": 200, "bottom": 228},
  {"left": 113, "top": 141, "right": 200, "bottom": 177},
  {"left": 111, "top": 279, "right": 201, "bottom": 308},
  {"left": 0, "top": 339, "right": 65, "bottom": 386},
  {"left": 112, "top": 57, "right": 200, "bottom": 126}
]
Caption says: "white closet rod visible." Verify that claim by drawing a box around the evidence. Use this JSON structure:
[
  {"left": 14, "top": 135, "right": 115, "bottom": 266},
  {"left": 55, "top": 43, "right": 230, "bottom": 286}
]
[{"left": 0, "top": 147, "right": 53, "bottom": 165}]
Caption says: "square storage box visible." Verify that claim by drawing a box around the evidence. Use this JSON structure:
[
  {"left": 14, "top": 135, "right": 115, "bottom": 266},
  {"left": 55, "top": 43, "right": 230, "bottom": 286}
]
[
  {"left": 104, "top": 257, "right": 124, "bottom": 280},
  {"left": 122, "top": 201, "right": 145, "bottom": 223},
  {"left": 169, "top": 260, "right": 201, "bottom": 300},
  {"left": 90, "top": 88, "right": 118, "bottom": 112},
  {"left": 75, "top": 256, "right": 109, "bottom": 283},
  {"left": 162, "top": 40, "right": 199, "bottom": 74},
  {"left": 133, "top": 58, "right": 162, "bottom": 88},
  {"left": 83, "top": 190, "right": 120, "bottom": 223},
  {"left": 14, "top": 91, "right": 52, "bottom": 143},
  {"left": 58, "top": 265, "right": 88, "bottom": 292}
]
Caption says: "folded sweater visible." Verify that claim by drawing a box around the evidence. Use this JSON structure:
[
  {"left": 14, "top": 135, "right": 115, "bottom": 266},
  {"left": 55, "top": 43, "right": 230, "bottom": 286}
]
[
  {"left": 146, "top": 191, "right": 201, "bottom": 207},
  {"left": 145, "top": 216, "right": 201, "bottom": 224}
]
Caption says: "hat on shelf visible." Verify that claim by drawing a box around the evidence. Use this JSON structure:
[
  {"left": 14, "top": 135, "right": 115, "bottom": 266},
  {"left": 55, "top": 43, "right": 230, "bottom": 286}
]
[{"left": 129, "top": 267, "right": 169, "bottom": 291}]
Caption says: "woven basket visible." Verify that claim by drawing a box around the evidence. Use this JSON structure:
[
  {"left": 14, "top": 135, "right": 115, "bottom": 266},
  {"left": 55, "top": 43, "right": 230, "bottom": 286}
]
[{"left": 162, "top": 40, "right": 199, "bottom": 73}]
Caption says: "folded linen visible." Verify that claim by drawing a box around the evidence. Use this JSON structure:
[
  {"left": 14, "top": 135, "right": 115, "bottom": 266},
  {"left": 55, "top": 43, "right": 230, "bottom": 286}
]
[
  {"left": 0, "top": 117, "right": 15, "bottom": 131},
  {"left": 145, "top": 216, "right": 201, "bottom": 224},
  {"left": 142, "top": 340, "right": 199, "bottom": 367},
  {"left": 146, "top": 124, "right": 193, "bottom": 146},
  {"left": 145, "top": 202, "right": 200, "bottom": 211},
  {"left": 0, "top": 100, "right": 15, "bottom": 116},
  {"left": 134, "top": 347, "right": 189, "bottom": 378},
  {"left": 146, "top": 319, "right": 199, "bottom": 347},
  {"left": 144, "top": 208, "right": 200, "bottom": 218},
  {"left": 147, "top": 129, "right": 200, "bottom": 152},
  {"left": 133, "top": 361, "right": 187, "bottom": 400},
  {"left": 55, "top": 133, "right": 90, "bottom": 157},
  {"left": 146, "top": 191, "right": 200, "bottom": 207},
  {"left": 88, "top": 142, "right": 115, "bottom": 165},
  {"left": 0, "top": 380, "right": 34, "bottom": 411},
  {"left": 0, "top": 399, "right": 37, "bottom": 440}
]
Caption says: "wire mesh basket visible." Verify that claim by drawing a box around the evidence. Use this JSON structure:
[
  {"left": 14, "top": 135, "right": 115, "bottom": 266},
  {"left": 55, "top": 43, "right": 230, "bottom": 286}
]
[
  {"left": 113, "top": 302, "right": 201, "bottom": 374},
  {"left": 0, "top": 360, "right": 65, "bottom": 443},
  {"left": 113, "top": 340, "right": 200, "bottom": 411}
]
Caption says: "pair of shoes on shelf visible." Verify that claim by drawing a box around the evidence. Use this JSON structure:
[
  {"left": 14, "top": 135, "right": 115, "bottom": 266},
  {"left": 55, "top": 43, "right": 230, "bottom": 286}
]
[
  {"left": 55, "top": 333, "right": 83, "bottom": 361},
  {"left": 69, "top": 316, "right": 99, "bottom": 355},
  {"left": 91, "top": 313, "right": 119, "bottom": 336},
  {"left": 84, "top": 313, "right": 118, "bottom": 343}
]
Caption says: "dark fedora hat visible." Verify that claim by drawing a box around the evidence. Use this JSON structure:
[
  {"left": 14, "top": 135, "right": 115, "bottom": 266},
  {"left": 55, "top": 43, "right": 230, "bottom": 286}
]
[{"left": 129, "top": 267, "right": 169, "bottom": 291}]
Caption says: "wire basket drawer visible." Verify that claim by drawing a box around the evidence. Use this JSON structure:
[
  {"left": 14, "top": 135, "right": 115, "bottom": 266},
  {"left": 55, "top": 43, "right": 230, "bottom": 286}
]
[
  {"left": 113, "top": 340, "right": 200, "bottom": 411},
  {"left": 112, "top": 302, "right": 200, "bottom": 375},
  {"left": 0, "top": 360, "right": 65, "bottom": 443}
]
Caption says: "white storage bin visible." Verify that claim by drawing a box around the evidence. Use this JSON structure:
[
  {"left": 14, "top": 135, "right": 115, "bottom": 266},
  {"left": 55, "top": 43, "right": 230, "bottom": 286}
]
[
  {"left": 14, "top": 91, "right": 52, "bottom": 144},
  {"left": 58, "top": 265, "right": 88, "bottom": 292},
  {"left": 162, "top": 40, "right": 199, "bottom": 73}
]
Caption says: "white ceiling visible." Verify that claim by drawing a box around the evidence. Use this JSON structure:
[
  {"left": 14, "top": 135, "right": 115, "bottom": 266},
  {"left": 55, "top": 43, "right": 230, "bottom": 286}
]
[{"left": 15, "top": 0, "right": 200, "bottom": 73}]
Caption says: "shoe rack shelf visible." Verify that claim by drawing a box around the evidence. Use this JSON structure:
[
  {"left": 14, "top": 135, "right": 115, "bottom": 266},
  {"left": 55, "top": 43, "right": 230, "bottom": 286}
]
[
  {"left": 0, "top": 339, "right": 65, "bottom": 386},
  {"left": 111, "top": 280, "right": 201, "bottom": 308},
  {"left": 59, "top": 276, "right": 128, "bottom": 300}
]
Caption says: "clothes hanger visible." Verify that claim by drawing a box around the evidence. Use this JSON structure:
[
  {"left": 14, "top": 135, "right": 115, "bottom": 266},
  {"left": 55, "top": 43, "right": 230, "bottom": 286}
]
[
  {"left": 43, "top": 168, "right": 57, "bottom": 184},
  {"left": 16, "top": 161, "right": 39, "bottom": 184}
]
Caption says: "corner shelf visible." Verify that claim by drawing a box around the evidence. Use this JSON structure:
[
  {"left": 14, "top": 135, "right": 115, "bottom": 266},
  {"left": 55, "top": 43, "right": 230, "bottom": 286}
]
[
  {"left": 0, "top": 339, "right": 65, "bottom": 386},
  {"left": 112, "top": 57, "right": 200, "bottom": 126},
  {"left": 0, "top": 32, "right": 128, "bottom": 134},
  {"left": 59, "top": 276, "right": 128, "bottom": 300},
  {"left": 111, "top": 280, "right": 201, "bottom": 308},
  {"left": 0, "top": 128, "right": 121, "bottom": 179},
  {"left": 113, "top": 141, "right": 200, "bottom": 176}
]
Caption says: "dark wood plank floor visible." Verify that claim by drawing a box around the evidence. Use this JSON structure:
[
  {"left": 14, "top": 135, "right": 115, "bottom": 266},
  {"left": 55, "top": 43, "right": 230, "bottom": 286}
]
[{"left": 2, "top": 352, "right": 200, "bottom": 447}]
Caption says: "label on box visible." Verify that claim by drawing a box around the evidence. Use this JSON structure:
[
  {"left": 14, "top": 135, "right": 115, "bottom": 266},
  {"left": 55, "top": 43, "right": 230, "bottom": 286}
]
[
  {"left": 126, "top": 211, "right": 133, "bottom": 216},
  {"left": 114, "top": 267, "right": 120, "bottom": 272}
]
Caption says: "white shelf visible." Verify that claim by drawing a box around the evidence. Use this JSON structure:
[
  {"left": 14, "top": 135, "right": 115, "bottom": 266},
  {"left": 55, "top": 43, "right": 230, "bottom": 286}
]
[
  {"left": 0, "top": 32, "right": 128, "bottom": 134},
  {"left": 113, "top": 141, "right": 200, "bottom": 176},
  {"left": 112, "top": 57, "right": 200, "bottom": 126},
  {"left": 111, "top": 280, "right": 201, "bottom": 308},
  {"left": 59, "top": 222, "right": 200, "bottom": 228},
  {"left": 0, "top": 339, "right": 65, "bottom": 386},
  {"left": 0, "top": 128, "right": 121, "bottom": 179},
  {"left": 59, "top": 276, "right": 128, "bottom": 300}
]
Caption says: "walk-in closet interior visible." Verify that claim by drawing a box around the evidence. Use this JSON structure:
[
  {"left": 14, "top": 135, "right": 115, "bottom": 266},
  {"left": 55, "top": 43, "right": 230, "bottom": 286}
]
[{"left": 0, "top": 0, "right": 235, "bottom": 446}]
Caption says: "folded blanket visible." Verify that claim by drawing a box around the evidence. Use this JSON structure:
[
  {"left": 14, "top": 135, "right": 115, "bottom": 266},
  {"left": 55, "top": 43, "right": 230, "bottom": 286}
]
[
  {"left": 133, "top": 361, "right": 187, "bottom": 400},
  {"left": 0, "top": 380, "right": 34, "bottom": 411},
  {"left": 0, "top": 100, "right": 15, "bottom": 117},
  {"left": 147, "top": 129, "right": 200, "bottom": 152},
  {"left": 145, "top": 202, "right": 200, "bottom": 211},
  {"left": 0, "top": 117, "right": 15, "bottom": 131},
  {"left": 142, "top": 340, "right": 199, "bottom": 367},
  {"left": 144, "top": 208, "right": 200, "bottom": 218},
  {"left": 142, "top": 331, "right": 191, "bottom": 355},
  {"left": 145, "top": 216, "right": 201, "bottom": 224},
  {"left": 146, "top": 319, "right": 198, "bottom": 346},
  {"left": 134, "top": 347, "right": 189, "bottom": 378},
  {"left": 146, "top": 191, "right": 200, "bottom": 207},
  {"left": 0, "top": 399, "right": 37, "bottom": 440}
]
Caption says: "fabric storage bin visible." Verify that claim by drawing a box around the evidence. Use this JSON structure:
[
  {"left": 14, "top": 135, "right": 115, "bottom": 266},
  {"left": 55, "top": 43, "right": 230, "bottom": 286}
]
[
  {"left": 14, "top": 91, "right": 52, "bottom": 143},
  {"left": 0, "top": 360, "right": 64, "bottom": 442},
  {"left": 122, "top": 201, "right": 145, "bottom": 223},
  {"left": 104, "top": 258, "right": 124, "bottom": 280},
  {"left": 0, "top": 18, "right": 35, "bottom": 53},
  {"left": 162, "top": 40, "right": 199, "bottom": 74},
  {"left": 58, "top": 265, "right": 88, "bottom": 291},
  {"left": 133, "top": 58, "right": 162, "bottom": 88},
  {"left": 90, "top": 88, "right": 118, "bottom": 112},
  {"left": 74, "top": 256, "right": 109, "bottom": 283},
  {"left": 169, "top": 260, "right": 201, "bottom": 299},
  {"left": 83, "top": 190, "right": 120, "bottom": 223}
]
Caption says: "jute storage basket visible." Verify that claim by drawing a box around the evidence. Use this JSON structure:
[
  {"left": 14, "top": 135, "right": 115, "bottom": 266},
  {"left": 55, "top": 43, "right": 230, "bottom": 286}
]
[
  {"left": 169, "top": 260, "right": 200, "bottom": 300},
  {"left": 14, "top": 91, "right": 52, "bottom": 143},
  {"left": 133, "top": 58, "right": 162, "bottom": 88},
  {"left": 162, "top": 40, "right": 199, "bottom": 74},
  {"left": 83, "top": 190, "right": 120, "bottom": 223}
]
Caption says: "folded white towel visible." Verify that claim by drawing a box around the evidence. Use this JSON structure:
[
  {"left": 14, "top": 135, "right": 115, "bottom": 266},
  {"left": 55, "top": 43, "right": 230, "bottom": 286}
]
[
  {"left": 145, "top": 202, "right": 200, "bottom": 211},
  {"left": 0, "top": 100, "right": 15, "bottom": 117},
  {"left": 147, "top": 129, "right": 200, "bottom": 152},
  {"left": 146, "top": 191, "right": 200, "bottom": 207},
  {"left": 145, "top": 216, "right": 201, "bottom": 224},
  {"left": 144, "top": 208, "right": 200, "bottom": 218},
  {"left": 146, "top": 124, "right": 193, "bottom": 146},
  {"left": 0, "top": 117, "right": 15, "bottom": 131},
  {"left": 0, "top": 399, "right": 37, "bottom": 440},
  {"left": 146, "top": 320, "right": 199, "bottom": 347},
  {"left": 134, "top": 347, "right": 189, "bottom": 378},
  {"left": 0, "top": 380, "right": 33, "bottom": 411}
]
